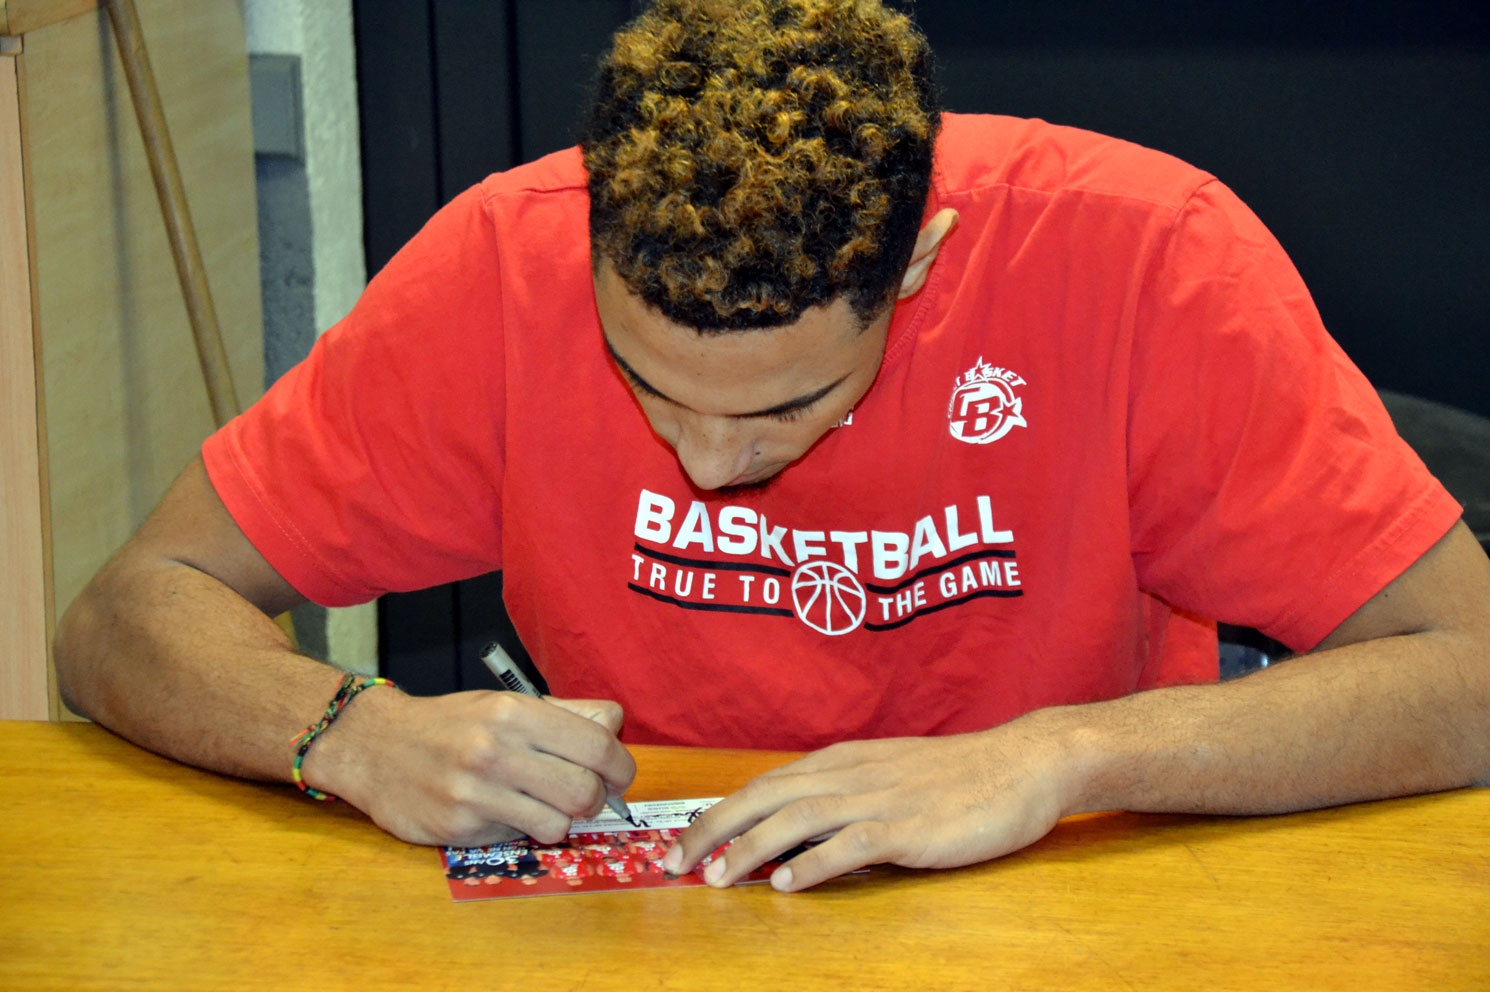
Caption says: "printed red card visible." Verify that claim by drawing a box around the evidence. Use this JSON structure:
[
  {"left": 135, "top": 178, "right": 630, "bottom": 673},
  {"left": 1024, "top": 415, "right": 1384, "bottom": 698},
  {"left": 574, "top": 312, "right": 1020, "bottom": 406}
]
[{"left": 439, "top": 798, "right": 802, "bottom": 900}]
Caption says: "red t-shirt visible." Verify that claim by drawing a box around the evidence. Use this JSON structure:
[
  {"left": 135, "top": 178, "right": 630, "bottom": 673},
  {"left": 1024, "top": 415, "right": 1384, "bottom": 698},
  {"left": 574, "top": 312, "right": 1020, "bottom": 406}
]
[{"left": 203, "top": 114, "right": 1460, "bottom": 749}]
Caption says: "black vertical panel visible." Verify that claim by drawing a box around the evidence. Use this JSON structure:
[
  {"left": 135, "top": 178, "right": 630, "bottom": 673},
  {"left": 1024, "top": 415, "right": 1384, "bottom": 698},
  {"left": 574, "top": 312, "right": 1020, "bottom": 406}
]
[
  {"left": 457, "top": 573, "right": 549, "bottom": 694},
  {"left": 458, "top": 0, "right": 631, "bottom": 691},
  {"left": 430, "top": 0, "right": 523, "bottom": 692},
  {"left": 927, "top": 46, "right": 1490, "bottom": 419},
  {"left": 354, "top": 0, "right": 443, "bottom": 274},
  {"left": 354, "top": 1, "right": 537, "bottom": 692},
  {"left": 376, "top": 588, "right": 457, "bottom": 694},
  {"left": 439, "top": 0, "right": 633, "bottom": 693},
  {"left": 432, "top": 0, "right": 520, "bottom": 193},
  {"left": 355, "top": 0, "right": 456, "bottom": 691},
  {"left": 908, "top": 5, "right": 1490, "bottom": 419},
  {"left": 514, "top": 0, "right": 635, "bottom": 161},
  {"left": 909, "top": 1, "right": 1489, "bottom": 46}
]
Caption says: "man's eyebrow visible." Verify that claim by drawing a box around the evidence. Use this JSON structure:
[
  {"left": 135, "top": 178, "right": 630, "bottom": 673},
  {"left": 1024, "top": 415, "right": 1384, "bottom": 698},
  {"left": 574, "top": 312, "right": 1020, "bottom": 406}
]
[
  {"left": 603, "top": 335, "right": 848, "bottom": 419},
  {"left": 604, "top": 338, "right": 667, "bottom": 399}
]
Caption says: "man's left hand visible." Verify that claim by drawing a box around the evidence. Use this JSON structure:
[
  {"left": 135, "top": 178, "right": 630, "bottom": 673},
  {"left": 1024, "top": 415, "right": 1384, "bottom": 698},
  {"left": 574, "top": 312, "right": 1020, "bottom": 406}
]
[
  {"left": 661, "top": 716, "right": 1076, "bottom": 892},
  {"left": 662, "top": 522, "right": 1490, "bottom": 893}
]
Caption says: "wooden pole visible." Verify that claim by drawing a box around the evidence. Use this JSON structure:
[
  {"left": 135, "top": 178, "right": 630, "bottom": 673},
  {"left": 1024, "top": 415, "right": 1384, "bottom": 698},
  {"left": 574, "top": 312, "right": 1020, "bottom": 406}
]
[
  {"left": 101, "top": 0, "right": 294, "bottom": 645},
  {"left": 102, "top": 0, "right": 241, "bottom": 429}
]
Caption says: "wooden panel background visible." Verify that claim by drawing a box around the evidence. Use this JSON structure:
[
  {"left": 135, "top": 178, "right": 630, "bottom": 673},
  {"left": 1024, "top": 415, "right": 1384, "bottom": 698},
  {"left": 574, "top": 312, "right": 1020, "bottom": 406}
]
[
  {"left": 0, "top": 0, "right": 100, "bottom": 36},
  {"left": 0, "top": 0, "right": 262, "bottom": 718},
  {"left": 0, "top": 51, "right": 50, "bottom": 720}
]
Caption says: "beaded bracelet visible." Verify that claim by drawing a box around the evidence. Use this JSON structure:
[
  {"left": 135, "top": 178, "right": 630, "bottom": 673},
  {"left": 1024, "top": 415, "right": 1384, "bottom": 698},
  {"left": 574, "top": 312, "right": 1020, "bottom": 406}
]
[{"left": 290, "top": 674, "right": 397, "bottom": 801}]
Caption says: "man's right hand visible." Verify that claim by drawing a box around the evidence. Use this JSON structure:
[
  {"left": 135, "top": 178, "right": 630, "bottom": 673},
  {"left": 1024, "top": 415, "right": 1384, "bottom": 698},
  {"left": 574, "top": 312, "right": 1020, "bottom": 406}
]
[
  {"left": 304, "top": 687, "right": 636, "bottom": 847},
  {"left": 55, "top": 457, "right": 635, "bottom": 852}
]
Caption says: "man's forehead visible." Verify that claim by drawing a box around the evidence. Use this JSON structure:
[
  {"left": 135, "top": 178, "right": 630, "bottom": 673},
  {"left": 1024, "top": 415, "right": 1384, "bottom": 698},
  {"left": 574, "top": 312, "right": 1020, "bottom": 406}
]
[
  {"left": 593, "top": 258, "right": 884, "bottom": 403},
  {"left": 601, "top": 332, "right": 851, "bottom": 420}
]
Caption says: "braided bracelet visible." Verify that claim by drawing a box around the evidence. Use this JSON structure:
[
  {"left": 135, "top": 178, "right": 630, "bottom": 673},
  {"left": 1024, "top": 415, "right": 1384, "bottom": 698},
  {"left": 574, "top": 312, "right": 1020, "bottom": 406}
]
[{"left": 290, "top": 674, "right": 397, "bottom": 801}]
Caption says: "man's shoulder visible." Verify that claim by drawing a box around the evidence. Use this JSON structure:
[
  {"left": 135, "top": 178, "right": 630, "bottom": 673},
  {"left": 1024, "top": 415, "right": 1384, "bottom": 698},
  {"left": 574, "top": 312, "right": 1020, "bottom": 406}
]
[
  {"left": 475, "top": 146, "right": 589, "bottom": 203},
  {"left": 934, "top": 113, "right": 1213, "bottom": 212}
]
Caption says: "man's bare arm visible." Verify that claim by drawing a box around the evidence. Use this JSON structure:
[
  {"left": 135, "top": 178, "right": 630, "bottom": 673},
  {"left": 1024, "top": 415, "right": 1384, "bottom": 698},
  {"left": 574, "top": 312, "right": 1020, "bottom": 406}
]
[
  {"left": 1076, "top": 520, "right": 1490, "bottom": 815},
  {"left": 54, "top": 458, "right": 635, "bottom": 845},
  {"left": 670, "top": 521, "right": 1490, "bottom": 890}
]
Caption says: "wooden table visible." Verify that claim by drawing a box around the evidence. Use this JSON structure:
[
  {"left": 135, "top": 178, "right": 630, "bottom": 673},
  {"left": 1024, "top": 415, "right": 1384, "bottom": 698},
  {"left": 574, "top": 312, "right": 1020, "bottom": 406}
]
[{"left": 1, "top": 722, "right": 1485, "bottom": 990}]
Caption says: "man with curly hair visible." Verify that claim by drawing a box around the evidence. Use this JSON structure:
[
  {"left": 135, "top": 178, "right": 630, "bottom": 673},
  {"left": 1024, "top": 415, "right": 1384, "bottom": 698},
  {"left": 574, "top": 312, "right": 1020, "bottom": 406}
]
[{"left": 56, "top": 0, "right": 1490, "bottom": 892}]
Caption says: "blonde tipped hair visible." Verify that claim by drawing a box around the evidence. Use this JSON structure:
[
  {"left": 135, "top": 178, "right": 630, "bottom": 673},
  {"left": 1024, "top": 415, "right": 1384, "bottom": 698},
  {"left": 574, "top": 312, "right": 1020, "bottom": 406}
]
[{"left": 583, "top": 0, "right": 940, "bottom": 331}]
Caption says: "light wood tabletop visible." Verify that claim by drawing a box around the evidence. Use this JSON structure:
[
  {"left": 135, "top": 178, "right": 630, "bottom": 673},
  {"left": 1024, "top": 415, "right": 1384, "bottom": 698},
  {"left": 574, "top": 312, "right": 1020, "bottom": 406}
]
[{"left": 0, "top": 720, "right": 1486, "bottom": 990}]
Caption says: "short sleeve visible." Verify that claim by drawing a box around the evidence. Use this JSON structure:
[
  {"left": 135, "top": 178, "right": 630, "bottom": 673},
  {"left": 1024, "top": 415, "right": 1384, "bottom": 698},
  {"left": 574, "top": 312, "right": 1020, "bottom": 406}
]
[
  {"left": 1126, "top": 180, "right": 1460, "bottom": 651},
  {"left": 202, "top": 186, "right": 508, "bottom": 606}
]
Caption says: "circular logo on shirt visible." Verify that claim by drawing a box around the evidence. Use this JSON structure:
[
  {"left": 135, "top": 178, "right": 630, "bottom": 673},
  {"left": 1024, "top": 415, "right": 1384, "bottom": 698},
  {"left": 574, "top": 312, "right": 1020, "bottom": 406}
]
[
  {"left": 791, "top": 561, "right": 867, "bottom": 636},
  {"left": 948, "top": 357, "right": 1028, "bottom": 445}
]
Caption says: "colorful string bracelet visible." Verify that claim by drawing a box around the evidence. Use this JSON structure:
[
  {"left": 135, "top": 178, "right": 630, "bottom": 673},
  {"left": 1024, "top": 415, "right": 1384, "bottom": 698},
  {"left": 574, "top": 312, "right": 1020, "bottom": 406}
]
[{"left": 290, "top": 674, "right": 398, "bottom": 801}]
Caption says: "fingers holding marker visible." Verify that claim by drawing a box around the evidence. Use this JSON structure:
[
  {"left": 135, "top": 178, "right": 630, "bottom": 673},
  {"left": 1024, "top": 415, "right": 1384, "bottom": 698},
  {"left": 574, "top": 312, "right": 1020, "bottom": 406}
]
[
  {"left": 501, "top": 693, "right": 638, "bottom": 797},
  {"left": 542, "top": 696, "right": 637, "bottom": 815},
  {"left": 545, "top": 695, "right": 625, "bottom": 736},
  {"left": 424, "top": 692, "right": 635, "bottom": 842},
  {"left": 478, "top": 643, "right": 636, "bottom": 806}
]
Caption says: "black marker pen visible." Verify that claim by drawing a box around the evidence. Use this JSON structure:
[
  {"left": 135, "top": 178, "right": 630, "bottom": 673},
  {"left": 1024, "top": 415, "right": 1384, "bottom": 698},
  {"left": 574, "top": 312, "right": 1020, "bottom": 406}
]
[{"left": 479, "top": 641, "right": 638, "bottom": 826}]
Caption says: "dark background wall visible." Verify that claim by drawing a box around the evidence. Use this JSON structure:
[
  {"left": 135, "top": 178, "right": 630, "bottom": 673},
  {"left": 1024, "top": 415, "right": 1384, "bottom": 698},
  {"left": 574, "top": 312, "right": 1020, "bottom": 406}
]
[{"left": 353, "top": 0, "right": 1490, "bottom": 689}]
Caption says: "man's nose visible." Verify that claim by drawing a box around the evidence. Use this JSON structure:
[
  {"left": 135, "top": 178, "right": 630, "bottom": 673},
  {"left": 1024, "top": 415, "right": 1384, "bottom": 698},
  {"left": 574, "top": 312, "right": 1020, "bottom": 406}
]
[{"left": 673, "top": 419, "right": 753, "bottom": 491}]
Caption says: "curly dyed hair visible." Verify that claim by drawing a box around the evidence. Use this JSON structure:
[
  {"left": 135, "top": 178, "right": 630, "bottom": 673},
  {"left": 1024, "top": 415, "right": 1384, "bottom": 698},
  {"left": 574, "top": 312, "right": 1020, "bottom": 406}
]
[{"left": 582, "top": 0, "right": 940, "bottom": 331}]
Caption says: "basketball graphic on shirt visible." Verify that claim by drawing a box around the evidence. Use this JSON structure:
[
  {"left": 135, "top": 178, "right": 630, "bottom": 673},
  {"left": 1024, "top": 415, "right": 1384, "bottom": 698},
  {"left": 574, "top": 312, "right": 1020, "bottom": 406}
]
[
  {"left": 791, "top": 561, "right": 867, "bottom": 635},
  {"left": 949, "top": 357, "right": 1028, "bottom": 444}
]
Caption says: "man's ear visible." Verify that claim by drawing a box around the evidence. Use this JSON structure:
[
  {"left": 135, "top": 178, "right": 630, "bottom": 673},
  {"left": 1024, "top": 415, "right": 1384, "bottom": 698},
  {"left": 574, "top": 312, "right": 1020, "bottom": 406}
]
[{"left": 897, "top": 208, "right": 960, "bottom": 299}]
